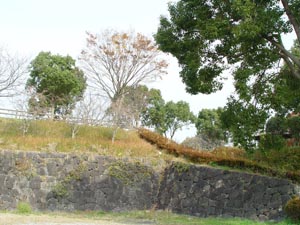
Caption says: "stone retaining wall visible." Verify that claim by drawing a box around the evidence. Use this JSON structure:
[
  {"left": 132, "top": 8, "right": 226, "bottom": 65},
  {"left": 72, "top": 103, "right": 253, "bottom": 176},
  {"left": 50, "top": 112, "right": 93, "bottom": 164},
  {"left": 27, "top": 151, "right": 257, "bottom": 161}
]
[
  {"left": 0, "top": 151, "right": 158, "bottom": 211},
  {"left": 0, "top": 150, "right": 298, "bottom": 221},
  {"left": 158, "top": 163, "right": 298, "bottom": 220}
]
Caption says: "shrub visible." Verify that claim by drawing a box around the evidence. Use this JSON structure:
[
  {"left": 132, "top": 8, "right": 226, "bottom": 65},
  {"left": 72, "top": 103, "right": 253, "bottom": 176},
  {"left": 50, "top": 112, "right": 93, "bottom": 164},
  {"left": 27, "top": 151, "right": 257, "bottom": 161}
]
[
  {"left": 284, "top": 196, "right": 300, "bottom": 221},
  {"left": 259, "top": 134, "right": 286, "bottom": 151},
  {"left": 253, "top": 147, "right": 300, "bottom": 171},
  {"left": 286, "top": 171, "right": 300, "bottom": 183},
  {"left": 138, "top": 128, "right": 290, "bottom": 182},
  {"left": 211, "top": 147, "right": 246, "bottom": 159},
  {"left": 16, "top": 201, "right": 32, "bottom": 214},
  {"left": 138, "top": 128, "right": 217, "bottom": 163}
]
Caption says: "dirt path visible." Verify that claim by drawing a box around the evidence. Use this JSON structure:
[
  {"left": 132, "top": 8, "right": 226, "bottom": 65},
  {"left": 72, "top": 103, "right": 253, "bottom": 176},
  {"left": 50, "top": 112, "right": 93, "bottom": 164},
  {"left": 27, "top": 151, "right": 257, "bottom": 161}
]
[{"left": 0, "top": 213, "right": 155, "bottom": 225}]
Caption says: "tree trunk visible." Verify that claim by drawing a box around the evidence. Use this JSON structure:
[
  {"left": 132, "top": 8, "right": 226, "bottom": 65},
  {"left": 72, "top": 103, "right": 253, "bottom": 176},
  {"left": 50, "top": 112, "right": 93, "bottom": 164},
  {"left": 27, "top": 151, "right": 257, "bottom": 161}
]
[
  {"left": 111, "top": 127, "right": 119, "bottom": 144},
  {"left": 50, "top": 104, "right": 55, "bottom": 120},
  {"left": 281, "top": 0, "right": 300, "bottom": 46}
]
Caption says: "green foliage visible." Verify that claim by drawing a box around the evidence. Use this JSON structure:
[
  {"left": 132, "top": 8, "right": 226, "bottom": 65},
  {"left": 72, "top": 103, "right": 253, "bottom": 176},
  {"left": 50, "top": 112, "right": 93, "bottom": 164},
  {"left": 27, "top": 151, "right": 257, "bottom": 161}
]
[
  {"left": 52, "top": 183, "right": 68, "bottom": 198},
  {"left": 173, "top": 162, "right": 190, "bottom": 174},
  {"left": 284, "top": 197, "right": 300, "bottom": 222},
  {"left": 266, "top": 116, "right": 286, "bottom": 135},
  {"left": 118, "top": 85, "right": 161, "bottom": 127},
  {"left": 141, "top": 89, "right": 166, "bottom": 134},
  {"left": 271, "top": 42, "right": 300, "bottom": 113},
  {"left": 156, "top": 0, "right": 300, "bottom": 149},
  {"left": 196, "top": 108, "right": 227, "bottom": 141},
  {"left": 16, "top": 201, "right": 32, "bottom": 214},
  {"left": 52, "top": 162, "right": 87, "bottom": 198},
  {"left": 253, "top": 147, "right": 300, "bottom": 171},
  {"left": 287, "top": 116, "right": 300, "bottom": 143},
  {"left": 155, "top": 0, "right": 299, "bottom": 94},
  {"left": 259, "top": 134, "right": 286, "bottom": 151},
  {"left": 220, "top": 97, "right": 268, "bottom": 152},
  {"left": 27, "top": 51, "right": 86, "bottom": 118},
  {"left": 142, "top": 97, "right": 195, "bottom": 139},
  {"left": 108, "top": 161, "right": 152, "bottom": 186}
]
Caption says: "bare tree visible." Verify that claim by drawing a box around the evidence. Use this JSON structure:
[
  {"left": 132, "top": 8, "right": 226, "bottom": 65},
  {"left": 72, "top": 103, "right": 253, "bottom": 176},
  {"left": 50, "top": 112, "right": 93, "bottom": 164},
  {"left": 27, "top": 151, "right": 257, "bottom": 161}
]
[
  {"left": 12, "top": 91, "right": 32, "bottom": 136},
  {"left": 0, "top": 47, "right": 28, "bottom": 97},
  {"left": 106, "top": 96, "right": 132, "bottom": 143},
  {"left": 73, "top": 93, "right": 107, "bottom": 126},
  {"left": 68, "top": 93, "right": 107, "bottom": 139},
  {"left": 80, "top": 30, "right": 168, "bottom": 101}
]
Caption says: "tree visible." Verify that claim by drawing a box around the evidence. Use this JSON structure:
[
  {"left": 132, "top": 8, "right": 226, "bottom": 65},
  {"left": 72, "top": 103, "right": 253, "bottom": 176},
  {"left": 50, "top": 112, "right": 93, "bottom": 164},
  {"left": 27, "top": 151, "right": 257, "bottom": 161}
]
[
  {"left": 142, "top": 97, "right": 195, "bottom": 140},
  {"left": 270, "top": 41, "right": 300, "bottom": 114},
  {"left": 220, "top": 97, "right": 268, "bottom": 151},
  {"left": 221, "top": 42, "right": 300, "bottom": 151},
  {"left": 181, "top": 108, "right": 227, "bottom": 151},
  {"left": 164, "top": 101, "right": 195, "bottom": 139},
  {"left": 196, "top": 108, "right": 227, "bottom": 141},
  {"left": 73, "top": 93, "right": 107, "bottom": 126},
  {"left": 286, "top": 115, "right": 300, "bottom": 145},
  {"left": 141, "top": 88, "right": 166, "bottom": 134},
  {"left": 69, "top": 93, "right": 107, "bottom": 139},
  {"left": 80, "top": 30, "right": 168, "bottom": 102},
  {"left": 155, "top": 0, "right": 300, "bottom": 95},
  {"left": 26, "top": 52, "right": 86, "bottom": 119},
  {"left": 0, "top": 47, "right": 27, "bottom": 98},
  {"left": 259, "top": 116, "right": 287, "bottom": 151},
  {"left": 156, "top": 0, "right": 300, "bottom": 150},
  {"left": 106, "top": 85, "right": 162, "bottom": 143},
  {"left": 266, "top": 116, "right": 286, "bottom": 136},
  {"left": 122, "top": 85, "right": 161, "bottom": 127}
]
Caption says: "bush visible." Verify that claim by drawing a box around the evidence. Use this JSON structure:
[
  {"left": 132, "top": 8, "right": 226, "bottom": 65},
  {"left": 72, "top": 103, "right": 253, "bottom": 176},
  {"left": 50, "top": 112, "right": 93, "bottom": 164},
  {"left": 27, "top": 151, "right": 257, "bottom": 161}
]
[
  {"left": 138, "top": 128, "right": 294, "bottom": 182},
  {"left": 284, "top": 197, "right": 300, "bottom": 222},
  {"left": 138, "top": 128, "right": 217, "bottom": 163},
  {"left": 259, "top": 134, "right": 286, "bottom": 151},
  {"left": 211, "top": 147, "right": 246, "bottom": 159},
  {"left": 253, "top": 147, "right": 300, "bottom": 171},
  {"left": 16, "top": 201, "right": 32, "bottom": 214}
]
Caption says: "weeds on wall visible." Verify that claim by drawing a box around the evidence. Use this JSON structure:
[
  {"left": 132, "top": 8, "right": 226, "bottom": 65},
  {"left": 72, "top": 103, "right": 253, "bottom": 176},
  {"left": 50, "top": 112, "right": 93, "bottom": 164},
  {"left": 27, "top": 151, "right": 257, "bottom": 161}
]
[{"left": 16, "top": 201, "right": 32, "bottom": 214}]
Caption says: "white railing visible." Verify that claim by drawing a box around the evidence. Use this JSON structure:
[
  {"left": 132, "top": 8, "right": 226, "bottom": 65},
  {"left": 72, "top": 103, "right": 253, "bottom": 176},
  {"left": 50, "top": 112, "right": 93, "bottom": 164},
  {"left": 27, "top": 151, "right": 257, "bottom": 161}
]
[{"left": 0, "top": 107, "right": 106, "bottom": 126}]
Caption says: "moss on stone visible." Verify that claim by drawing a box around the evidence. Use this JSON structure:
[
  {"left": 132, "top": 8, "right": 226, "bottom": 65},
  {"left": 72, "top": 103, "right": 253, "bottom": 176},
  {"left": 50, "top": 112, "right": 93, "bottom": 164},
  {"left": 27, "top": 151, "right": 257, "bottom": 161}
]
[
  {"left": 173, "top": 162, "right": 190, "bottom": 174},
  {"left": 108, "top": 161, "right": 153, "bottom": 186},
  {"left": 51, "top": 162, "right": 87, "bottom": 198}
]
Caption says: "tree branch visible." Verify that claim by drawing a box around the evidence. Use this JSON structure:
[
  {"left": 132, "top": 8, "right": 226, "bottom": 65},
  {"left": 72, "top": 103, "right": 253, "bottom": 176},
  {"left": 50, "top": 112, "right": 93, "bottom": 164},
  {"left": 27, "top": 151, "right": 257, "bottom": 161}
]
[{"left": 281, "top": 0, "right": 300, "bottom": 46}]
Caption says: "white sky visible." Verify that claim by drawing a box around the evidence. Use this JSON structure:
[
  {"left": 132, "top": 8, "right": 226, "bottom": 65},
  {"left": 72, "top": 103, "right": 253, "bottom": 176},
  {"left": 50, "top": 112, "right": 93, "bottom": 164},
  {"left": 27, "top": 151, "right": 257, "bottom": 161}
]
[{"left": 0, "top": 0, "right": 295, "bottom": 142}]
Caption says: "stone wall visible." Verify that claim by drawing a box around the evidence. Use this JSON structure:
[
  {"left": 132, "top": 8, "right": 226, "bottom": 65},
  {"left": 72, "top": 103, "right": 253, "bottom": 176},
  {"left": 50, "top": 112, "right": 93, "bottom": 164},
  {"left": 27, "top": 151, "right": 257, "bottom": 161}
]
[
  {"left": 0, "top": 150, "right": 158, "bottom": 211},
  {"left": 158, "top": 163, "right": 298, "bottom": 220},
  {"left": 0, "top": 150, "right": 298, "bottom": 220}
]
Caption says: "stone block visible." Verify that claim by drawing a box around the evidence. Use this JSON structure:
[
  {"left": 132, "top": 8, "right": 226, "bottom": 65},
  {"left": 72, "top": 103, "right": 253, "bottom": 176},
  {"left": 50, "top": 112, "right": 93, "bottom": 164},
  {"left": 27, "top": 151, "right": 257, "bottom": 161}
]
[{"left": 30, "top": 177, "right": 42, "bottom": 189}]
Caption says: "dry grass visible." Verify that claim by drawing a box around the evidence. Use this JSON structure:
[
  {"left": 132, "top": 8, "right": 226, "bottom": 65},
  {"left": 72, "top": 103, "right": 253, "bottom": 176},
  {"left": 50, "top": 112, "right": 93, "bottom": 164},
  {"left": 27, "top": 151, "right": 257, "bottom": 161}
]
[
  {"left": 1, "top": 118, "right": 299, "bottom": 183},
  {"left": 0, "top": 118, "right": 171, "bottom": 163},
  {"left": 138, "top": 128, "right": 300, "bottom": 183}
]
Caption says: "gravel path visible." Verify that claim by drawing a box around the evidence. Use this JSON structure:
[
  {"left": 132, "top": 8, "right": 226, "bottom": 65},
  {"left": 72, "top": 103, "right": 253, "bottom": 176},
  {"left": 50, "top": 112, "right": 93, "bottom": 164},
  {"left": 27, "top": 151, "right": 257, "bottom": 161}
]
[{"left": 0, "top": 213, "right": 156, "bottom": 225}]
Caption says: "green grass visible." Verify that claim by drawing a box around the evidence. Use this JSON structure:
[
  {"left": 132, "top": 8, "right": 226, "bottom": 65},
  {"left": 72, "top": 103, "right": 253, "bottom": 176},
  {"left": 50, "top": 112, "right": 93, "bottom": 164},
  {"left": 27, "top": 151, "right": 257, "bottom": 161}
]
[
  {"left": 98, "top": 210, "right": 298, "bottom": 225},
  {"left": 4, "top": 210, "right": 298, "bottom": 225},
  {"left": 16, "top": 202, "right": 32, "bottom": 214}
]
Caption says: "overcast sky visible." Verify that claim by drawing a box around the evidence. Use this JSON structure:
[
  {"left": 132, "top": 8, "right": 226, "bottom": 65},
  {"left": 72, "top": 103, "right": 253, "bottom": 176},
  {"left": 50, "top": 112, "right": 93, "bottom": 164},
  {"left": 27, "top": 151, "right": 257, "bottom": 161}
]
[{"left": 0, "top": 0, "right": 295, "bottom": 141}]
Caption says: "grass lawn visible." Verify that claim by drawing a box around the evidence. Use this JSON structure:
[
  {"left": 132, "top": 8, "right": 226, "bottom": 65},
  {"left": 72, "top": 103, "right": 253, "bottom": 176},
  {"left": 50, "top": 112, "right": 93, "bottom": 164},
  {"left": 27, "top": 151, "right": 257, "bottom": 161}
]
[{"left": 1, "top": 210, "right": 298, "bottom": 225}]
